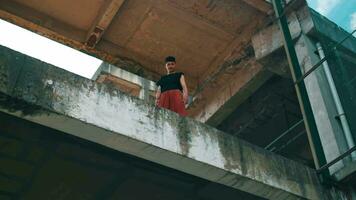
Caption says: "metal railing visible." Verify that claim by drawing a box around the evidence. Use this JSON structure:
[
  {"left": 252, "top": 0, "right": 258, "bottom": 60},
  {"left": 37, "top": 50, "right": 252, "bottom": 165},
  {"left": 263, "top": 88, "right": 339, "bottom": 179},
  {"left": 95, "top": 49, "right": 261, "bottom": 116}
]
[
  {"left": 264, "top": 119, "right": 304, "bottom": 151},
  {"left": 273, "top": 0, "right": 356, "bottom": 177}
]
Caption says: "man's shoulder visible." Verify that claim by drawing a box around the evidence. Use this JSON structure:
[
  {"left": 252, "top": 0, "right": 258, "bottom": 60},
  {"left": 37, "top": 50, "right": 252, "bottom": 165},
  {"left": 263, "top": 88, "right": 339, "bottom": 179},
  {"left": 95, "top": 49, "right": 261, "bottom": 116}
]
[{"left": 174, "top": 72, "right": 184, "bottom": 76}]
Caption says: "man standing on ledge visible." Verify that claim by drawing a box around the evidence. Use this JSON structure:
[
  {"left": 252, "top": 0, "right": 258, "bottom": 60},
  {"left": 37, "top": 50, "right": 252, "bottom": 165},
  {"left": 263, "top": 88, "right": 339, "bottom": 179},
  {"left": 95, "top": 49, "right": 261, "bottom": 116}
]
[{"left": 155, "top": 56, "right": 188, "bottom": 116}]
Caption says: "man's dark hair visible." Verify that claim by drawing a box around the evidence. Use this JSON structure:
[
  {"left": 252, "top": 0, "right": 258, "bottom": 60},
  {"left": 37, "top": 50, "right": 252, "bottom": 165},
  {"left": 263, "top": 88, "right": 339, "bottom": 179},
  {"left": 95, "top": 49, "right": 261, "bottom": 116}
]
[{"left": 165, "top": 56, "right": 176, "bottom": 63}]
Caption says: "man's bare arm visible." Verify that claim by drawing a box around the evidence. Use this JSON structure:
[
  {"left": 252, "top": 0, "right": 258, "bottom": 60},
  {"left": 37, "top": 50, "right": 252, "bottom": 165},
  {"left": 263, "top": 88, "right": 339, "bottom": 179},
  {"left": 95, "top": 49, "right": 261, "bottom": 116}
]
[{"left": 180, "top": 75, "right": 188, "bottom": 104}]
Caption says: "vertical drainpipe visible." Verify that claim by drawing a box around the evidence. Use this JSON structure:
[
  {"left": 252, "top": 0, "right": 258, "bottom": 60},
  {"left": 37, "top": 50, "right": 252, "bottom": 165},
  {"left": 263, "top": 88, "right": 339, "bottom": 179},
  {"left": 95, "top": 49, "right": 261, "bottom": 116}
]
[
  {"left": 316, "top": 42, "right": 356, "bottom": 160},
  {"left": 271, "top": 0, "right": 327, "bottom": 170}
]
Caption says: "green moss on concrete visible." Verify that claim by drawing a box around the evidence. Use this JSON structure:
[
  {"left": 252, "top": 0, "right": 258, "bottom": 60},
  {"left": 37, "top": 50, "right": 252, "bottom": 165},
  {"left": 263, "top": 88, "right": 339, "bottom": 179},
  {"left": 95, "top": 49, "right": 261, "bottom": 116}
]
[
  {"left": 177, "top": 117, "right": 192, "bottom": 156},
  {"left": 168, "top": 116, "right": 192, "bottom": 156},
  {"left": 0, "top": 93, "right": 48, "bottom": 116},
  {"left": 216, "top": 130, "right": 245, "bottom": 173}
]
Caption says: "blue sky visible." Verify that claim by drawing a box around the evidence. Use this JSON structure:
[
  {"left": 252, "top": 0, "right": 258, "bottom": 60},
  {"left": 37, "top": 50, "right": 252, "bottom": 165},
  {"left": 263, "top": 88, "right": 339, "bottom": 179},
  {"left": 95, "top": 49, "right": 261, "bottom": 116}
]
[{"left": 306, "top": 0, "right": 356, "bottom": 33}]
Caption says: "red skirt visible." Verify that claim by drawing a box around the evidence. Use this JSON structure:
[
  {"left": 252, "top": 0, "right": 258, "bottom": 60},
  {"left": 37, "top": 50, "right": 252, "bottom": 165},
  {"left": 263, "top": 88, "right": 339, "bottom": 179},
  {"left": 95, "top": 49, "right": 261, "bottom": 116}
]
[{"left": 158, "top": 89, "right": 187, "bottom": 116}]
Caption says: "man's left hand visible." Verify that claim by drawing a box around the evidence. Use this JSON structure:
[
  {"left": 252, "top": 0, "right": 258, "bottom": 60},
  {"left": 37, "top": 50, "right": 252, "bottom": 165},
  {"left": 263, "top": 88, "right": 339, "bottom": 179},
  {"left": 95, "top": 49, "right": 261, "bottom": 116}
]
[{"left": 183, "top": 93, "right": 188, "bottom": 104}]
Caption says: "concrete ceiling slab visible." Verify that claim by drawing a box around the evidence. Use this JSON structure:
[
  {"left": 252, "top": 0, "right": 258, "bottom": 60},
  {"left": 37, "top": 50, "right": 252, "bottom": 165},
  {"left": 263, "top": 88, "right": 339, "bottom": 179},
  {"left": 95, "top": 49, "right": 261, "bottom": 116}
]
[
  {"left": 121, "top": 8, "right": 231, "bottom": 76},
  {"left": 0, "top": 0, "right": 270, "bottom": 88},
  {"left": 165, "top": 0, "right": 263, "bottom": 34},
  {"left": 12, "top": 0, "right": 107, "bottom": 31}
]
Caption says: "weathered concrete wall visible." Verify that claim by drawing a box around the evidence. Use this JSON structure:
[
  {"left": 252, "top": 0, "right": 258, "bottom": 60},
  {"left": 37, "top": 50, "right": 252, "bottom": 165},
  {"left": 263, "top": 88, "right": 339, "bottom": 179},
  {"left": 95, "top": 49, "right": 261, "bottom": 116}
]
[
  {"left": 93, "top": 62, "right": 156, "bottom": 102},
  {"left": 0, "top": 45, "right": 325, "bottom": 199},
  {"left": 252, "top": 3, "right": 356, "bottom": 182}
]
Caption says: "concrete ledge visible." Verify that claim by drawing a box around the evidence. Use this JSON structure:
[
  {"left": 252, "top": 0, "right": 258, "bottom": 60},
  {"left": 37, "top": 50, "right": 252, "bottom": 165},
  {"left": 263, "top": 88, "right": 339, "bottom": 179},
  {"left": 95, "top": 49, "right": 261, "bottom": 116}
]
[
  {"left": 93, "top": 62, "right": 156, "bottom": 101},
  {"left": 333, "top": 161, "right": 356, "bottom": 182},
  {"left": 0, "top": 45, "right": 323, "bottom": 199}
]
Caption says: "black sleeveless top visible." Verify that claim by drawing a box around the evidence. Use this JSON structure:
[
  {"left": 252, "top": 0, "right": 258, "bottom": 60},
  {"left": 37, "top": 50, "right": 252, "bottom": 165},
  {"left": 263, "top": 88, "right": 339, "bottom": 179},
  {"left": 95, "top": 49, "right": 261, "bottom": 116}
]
[{"left": 156, "top": 72, "right": 184, "bottom": 93}]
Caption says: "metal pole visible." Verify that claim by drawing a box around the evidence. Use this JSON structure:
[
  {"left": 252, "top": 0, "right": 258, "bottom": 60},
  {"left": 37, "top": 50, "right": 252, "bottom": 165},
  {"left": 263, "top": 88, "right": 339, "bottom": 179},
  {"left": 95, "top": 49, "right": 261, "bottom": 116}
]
[
  {"left": 317, "top": 145, "right": 356, "bottom": 173},
  {"left": 265, "top": 119, "right": 303, "bottom": 150},
  {"left": 274, "top": 130, "right": 306, "bottom": 153},
  {"left": 271, "top": 0, "right": 327, "bottom": 169},
  {"left": 316, "top": 42, "right": 356, "bottom": 160}
]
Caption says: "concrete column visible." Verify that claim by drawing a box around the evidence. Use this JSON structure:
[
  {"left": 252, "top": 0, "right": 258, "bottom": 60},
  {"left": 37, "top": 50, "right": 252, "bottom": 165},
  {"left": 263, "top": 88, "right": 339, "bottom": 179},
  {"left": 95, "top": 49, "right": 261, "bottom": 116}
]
[{"left": 294, "top": 34, "right": 350, "bottom": 174}]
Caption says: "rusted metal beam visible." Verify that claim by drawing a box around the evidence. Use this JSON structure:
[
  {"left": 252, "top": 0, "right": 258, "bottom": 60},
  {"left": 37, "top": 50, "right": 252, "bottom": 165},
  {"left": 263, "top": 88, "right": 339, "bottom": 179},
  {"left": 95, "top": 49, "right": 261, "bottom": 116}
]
[{"left": 86, "top": 0, "right": 125, "bottom": 48}]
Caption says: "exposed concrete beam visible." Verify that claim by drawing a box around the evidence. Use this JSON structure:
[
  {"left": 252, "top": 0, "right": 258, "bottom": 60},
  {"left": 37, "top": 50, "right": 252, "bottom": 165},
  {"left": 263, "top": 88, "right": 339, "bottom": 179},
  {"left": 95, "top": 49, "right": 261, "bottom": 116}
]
[
  {"left": 188, "top": 59, "right": 273, "bottom": 126},
  {"left": 187, "top": 17, "right": 269, "bottom": 125},
  {"left": 86, "top": 0, "right": 126, "bottom": 48},
  {"left": 0, "top": 45, "right": 325, "bottom": 200},
  {"left": 251, "top": 12, "right": 302, "bottom": 77},
  {"left": 250, "top": 6, "right": 327, "bottom": 78},
  {"left": 196, "top": 0, "right": 270, "bottom": 82},
  {"left": 252, "top": 12, "right": 302, "bottom": 60},
  {"left": 241, "top": 0, "right": 272, "bottom": 14}
]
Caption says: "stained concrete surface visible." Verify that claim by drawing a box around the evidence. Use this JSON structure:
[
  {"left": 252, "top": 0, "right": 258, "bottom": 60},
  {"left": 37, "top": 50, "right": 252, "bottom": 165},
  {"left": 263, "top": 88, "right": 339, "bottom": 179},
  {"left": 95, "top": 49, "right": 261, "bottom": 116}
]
[
  {"left": 0, "top": 111, "right": 265, "bottom": 200},
  {"left": 0, "top": 45, "right": 325, "bottom": 199}
]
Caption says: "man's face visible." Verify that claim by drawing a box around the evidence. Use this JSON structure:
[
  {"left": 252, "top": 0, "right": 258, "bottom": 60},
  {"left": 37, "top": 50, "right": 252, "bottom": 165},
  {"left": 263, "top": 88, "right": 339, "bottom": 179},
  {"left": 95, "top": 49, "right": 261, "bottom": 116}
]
[{"left": 165, "top": 61, "right": 176, "bottom": 72}]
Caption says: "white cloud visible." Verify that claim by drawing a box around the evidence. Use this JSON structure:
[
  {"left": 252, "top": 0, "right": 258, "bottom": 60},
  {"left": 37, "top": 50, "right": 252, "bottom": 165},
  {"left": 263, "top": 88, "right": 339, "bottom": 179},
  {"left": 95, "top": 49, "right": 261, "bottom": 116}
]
[
  {"left": 315, "top": 0, "right": 341, "bottom": 16},
  {"left": 351, "top": 12, "right": 356, "bottom": 34},
  {"left": 0, "top": 19, "right": 102, "bottom": 79}
]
